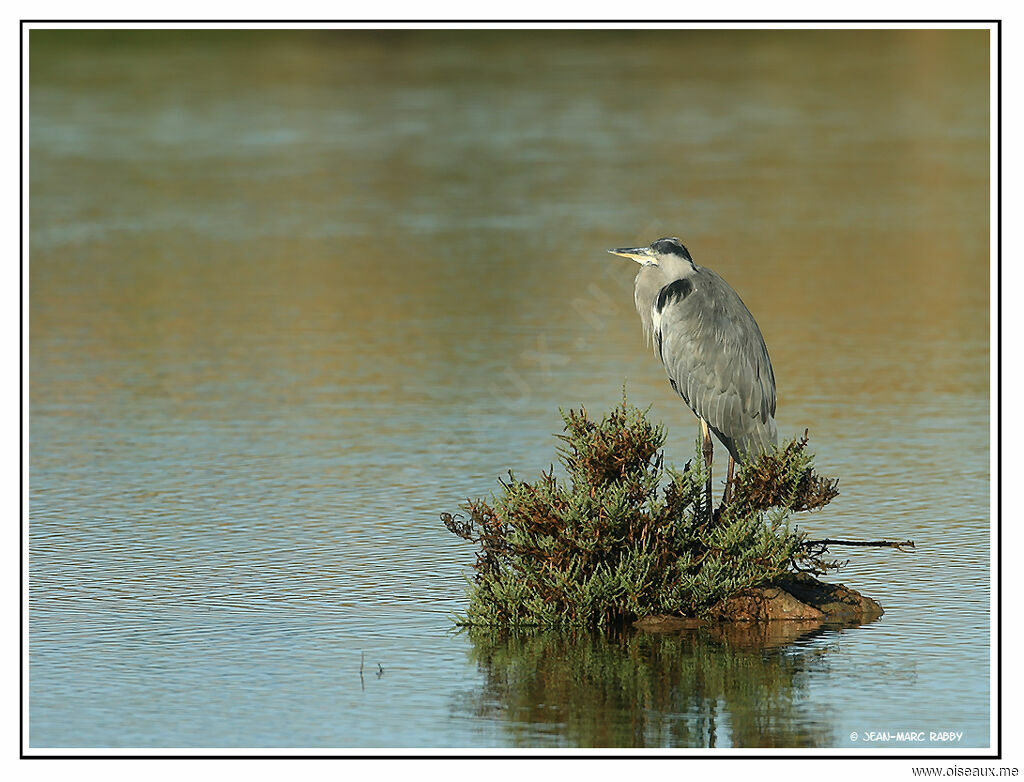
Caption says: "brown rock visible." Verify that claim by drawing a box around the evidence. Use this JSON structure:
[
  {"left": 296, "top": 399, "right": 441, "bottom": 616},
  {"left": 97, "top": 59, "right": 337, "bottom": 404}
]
[
  {"left": 778, "top": 573, "right": 884, "bottom": 621},
  {"left": 632, "top": 577, "right": 884, "bottom": 637},
  {"left": 709, "top": 586, "right": 825, "bottom": 622}
]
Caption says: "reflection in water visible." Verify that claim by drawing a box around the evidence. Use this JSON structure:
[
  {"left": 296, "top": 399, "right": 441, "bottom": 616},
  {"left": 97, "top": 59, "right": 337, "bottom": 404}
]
[{"left": 457, "top": 623, "right": 858, "bottom": 748}]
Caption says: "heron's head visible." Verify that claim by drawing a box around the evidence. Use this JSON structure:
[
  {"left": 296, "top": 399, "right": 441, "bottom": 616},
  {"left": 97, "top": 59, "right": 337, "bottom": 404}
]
[{"left": 607, "top": 237, "right": 694, "bottom": 268}]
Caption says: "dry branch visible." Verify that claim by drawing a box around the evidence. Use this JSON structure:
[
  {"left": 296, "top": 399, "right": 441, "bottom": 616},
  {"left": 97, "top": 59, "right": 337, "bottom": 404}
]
[{"left": 803, "top": 538, "right": 916, "bottom": 551}]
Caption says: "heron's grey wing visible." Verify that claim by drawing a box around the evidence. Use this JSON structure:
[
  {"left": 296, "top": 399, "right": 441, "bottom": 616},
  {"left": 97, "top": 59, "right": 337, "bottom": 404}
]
[{"left": 653, "top": 269, "right": 777, "bottom": 460}]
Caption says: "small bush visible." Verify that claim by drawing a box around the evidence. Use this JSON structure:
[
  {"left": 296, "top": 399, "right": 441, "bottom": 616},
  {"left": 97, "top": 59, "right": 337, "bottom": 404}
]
[{"left": 443, "top": 399, "right": 839, "bottom": 628}]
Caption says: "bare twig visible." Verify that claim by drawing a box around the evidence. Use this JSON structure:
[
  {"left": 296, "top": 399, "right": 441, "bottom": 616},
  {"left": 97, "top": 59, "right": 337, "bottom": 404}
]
[{"left": 804, "top": 538, "right": 915, "bottom": 551}]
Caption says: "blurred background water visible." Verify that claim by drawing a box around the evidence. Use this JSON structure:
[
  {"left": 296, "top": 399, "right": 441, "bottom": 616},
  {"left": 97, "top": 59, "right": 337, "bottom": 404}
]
[{"left": 28, "top": 28, "right": 991, "bottom": 749}]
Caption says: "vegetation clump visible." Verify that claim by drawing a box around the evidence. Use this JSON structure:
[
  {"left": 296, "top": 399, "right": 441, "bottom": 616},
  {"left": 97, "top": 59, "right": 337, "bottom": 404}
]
[{"left": 443, "top": 399, "right": 841, "bottom": 629}]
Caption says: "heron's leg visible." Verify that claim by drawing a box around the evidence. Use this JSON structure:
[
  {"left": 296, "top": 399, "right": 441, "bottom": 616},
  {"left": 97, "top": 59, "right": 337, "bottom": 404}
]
[
  {"left": 723, "top": 455, "right": 736, "bottom": 505},
  {"left": 700, "top": 419, "right": 713, "bottom": 516}
]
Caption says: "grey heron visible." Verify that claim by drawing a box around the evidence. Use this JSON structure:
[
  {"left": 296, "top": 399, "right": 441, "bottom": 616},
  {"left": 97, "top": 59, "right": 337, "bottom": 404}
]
[{"left": 609, "top": 237, "right": 777, "bottom": 512}]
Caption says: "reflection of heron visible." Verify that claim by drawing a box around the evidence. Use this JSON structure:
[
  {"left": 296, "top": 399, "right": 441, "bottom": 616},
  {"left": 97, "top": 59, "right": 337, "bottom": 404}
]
[{"left": 609, "top": 237, "right": 777, "bottom": 510}]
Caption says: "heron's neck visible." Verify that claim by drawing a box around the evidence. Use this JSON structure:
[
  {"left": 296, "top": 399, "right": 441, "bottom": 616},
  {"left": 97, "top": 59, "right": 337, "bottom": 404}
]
[
  {"left": 633, "top": 258, "right": 698, "bottom": 344},
  {"left": 660, "top": 255, "right": 698, "bottom": 280}
]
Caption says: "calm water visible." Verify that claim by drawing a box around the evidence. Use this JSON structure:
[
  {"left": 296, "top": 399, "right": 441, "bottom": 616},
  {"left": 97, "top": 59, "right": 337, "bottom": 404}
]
[{"left": 28, "top": 29, "right": 991, "bottom": 750}]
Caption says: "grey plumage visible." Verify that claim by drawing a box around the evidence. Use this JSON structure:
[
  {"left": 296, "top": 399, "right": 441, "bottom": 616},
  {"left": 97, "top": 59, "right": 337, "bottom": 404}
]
[{"left": 611, "top": 237, "right": 777, "bottom": 463}]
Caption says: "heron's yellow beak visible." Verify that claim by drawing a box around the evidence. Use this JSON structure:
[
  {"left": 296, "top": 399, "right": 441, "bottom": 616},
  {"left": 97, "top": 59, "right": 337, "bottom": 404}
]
[{"left": 607, "top": 246, "right": 654, "bottom": 264}]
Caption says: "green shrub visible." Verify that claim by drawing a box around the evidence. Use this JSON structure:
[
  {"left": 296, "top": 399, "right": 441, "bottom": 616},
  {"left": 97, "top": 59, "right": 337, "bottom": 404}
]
[{"left": 443, "top": 399, "right": 839, "bottom": 628}]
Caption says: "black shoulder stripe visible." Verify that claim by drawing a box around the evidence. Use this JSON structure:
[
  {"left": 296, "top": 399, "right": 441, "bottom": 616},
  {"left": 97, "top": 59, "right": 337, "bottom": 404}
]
[{"left": 655, "top": 278, "right": 694, "bottom": 313}]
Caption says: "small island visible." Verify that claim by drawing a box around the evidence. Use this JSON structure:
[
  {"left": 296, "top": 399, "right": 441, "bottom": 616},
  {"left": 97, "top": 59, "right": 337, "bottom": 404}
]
[{"left": 443, "top": 399, "right": 897, "bottom": 631}]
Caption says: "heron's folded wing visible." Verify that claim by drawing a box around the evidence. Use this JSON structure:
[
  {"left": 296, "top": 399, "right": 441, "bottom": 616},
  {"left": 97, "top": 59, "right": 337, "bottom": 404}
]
[{"left": 654, "top": 271, "right": 776, "bottom": 445}]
